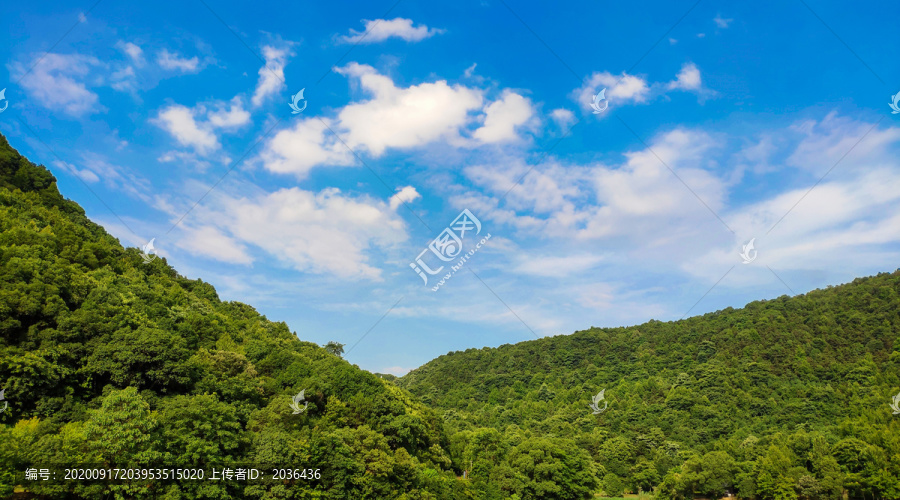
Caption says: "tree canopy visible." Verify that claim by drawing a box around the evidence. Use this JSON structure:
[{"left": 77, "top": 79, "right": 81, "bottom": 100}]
[{"left": 1, "top": 132, "right": 899, "bottom": 499}]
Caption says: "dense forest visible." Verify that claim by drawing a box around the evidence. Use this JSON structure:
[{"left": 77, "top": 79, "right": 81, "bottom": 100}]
[
  {"left": 398, "top": 270, "right": 900, "bottom": 498},
  {"left": 1, "top": 131, "right": 899, "bottom": 499},
  {"left": 0, "top": 134, "right": 466, "bottom": 498}
]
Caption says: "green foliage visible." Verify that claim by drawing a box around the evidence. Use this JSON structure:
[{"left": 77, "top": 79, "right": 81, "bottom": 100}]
[
  {"left": 0, "top": 135, "right": 467, "bottom": 498},
  {"left": 400, "top": 265, "right": 900, "bottom": 498},
  {"left": 324, "top": 341, "right": 345, "bottom": 358},
  {"left": 2, "top": 133, "right": 900, "bottom": 498}
]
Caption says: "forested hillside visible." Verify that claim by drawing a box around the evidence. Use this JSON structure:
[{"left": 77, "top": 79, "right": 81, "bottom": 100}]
[
  {"left": 0, "top": 134, "right": 469, "bottom": 498},
  {"left": 399, "top": 271, "right": 900, "bottom": 499},
  {"left": 2, "top": 130, "right": 900, "bottom": 499}
]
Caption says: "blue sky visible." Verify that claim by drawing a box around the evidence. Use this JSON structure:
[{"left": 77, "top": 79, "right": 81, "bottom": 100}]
[{"left": 2, "top": 0, "right": 899, "bottom": 375}]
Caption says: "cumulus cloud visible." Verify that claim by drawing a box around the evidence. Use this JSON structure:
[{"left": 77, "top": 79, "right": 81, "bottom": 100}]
[
  {"left": 251, "top": 45, "right": 291, "bottom": 107},
  {"left": 668, "top": 62, "right": 702, "bottom": 91},
  {"left": 458, "top": 111, "right": 900, "bottom": 302},
  {"left": 389, "top": 186, "right": 421, "bottom": 210},
  {"left": 573, "top": 71, "right": 650, "bottom": 113},
  {"left": 574, "top": 64, "right": 708, "bottom": 111},
  {"left": 335, "top": 63, "right": 482, "bottom": 154},
  {"left": 207, "top": 96, "right": 251, "bottom": 128},
  {"left": 551, "top": 108, "right": 576, "bottom": 130},
  {"left": 259, "top": 63, "right": 488, "bottom": 177},
  {"left": 460, "top": 128, "right": 726, "bottom": 245},
  {"left": 175, "top": 187, "right": 411, "bottom": 280},
  {"left": 339, "top": 18, "right": 444, "bottom": 44},
  {"left": 155, "top": 105, "right": 219, "bottom": 154},
  {"left": 473, "top": 90, "right": 534, "bottom": 143},
  {"left": 154, "top": 97, "right": 251, "bottom": 155},
  {"left": 259, "top": 118, "right": 356, "bottom": 178}
]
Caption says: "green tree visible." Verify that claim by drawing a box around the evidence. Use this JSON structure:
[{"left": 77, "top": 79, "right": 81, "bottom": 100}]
[
  {"left": 84, "top": 387, "right": 159, "bottom": 466},
  {"left": 324, "top": 341, "right": 345, "bottom": 357}
]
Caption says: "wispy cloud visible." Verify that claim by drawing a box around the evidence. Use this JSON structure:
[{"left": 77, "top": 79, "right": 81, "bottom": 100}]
[
  {"left": 157, "top": 49, "right": 201, "bottom": 72},
  {"left": 251, "top": 44, "right": 292, "bottom": 107},
  {"left": 338, "top": 18, "right": 444, "bottom": 44},
  {"left": 713, "top": 14, "right": 733, "bottom": 28},
  {"left": 11, "top": 53, "right": 103, "bottom": 116}
]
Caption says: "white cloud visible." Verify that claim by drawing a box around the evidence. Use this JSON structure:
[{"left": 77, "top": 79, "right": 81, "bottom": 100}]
[
  {"left": 175, "top": 225, "right": 254, "bottom": 264},
  {"left": 668, "top": 62, "right": 702, "bottom": 91},
  {"left": 53, "top": 152, "right": 151, "bottom": 200},
  {"left": 574, "top": 64, "right": 708, "bottom": 111},
  {"left": 684, "top": 168, "right": 900, "bottom": 285},
  {"left": 158, "top": 150, "right": 211, "bottom": 171},
  {"left": 786, "top": 112, "right": 900, "bottom": 172},
  {"left": 260, "top": 64, "right": 542, "bottom": 177},
  {"left": 110, "top": 66, "right": 137, "bottom": 92},
  {"left": 389, "top": 186, "right": 421, "bottom": 210},
  {"left": 154, "top": 97, "right": 251, "bottom": 156},
  {"left": 251, "top": 45, "right": 291, "bottom": 107},
  {"left": 178, "top": 186, "right": 411, "bottom": 280},
  {"left": 335, "top": 63, "right": 483, "bottom": 155},
  {"left": 154, "top": 104, "right": 219, "bottom": 154},
  {"left": 594, "top": 129, "right": 723, "bottom": 219},
  {"left": 551, "top": 108, "right": 576, "bottom": 130},
  {"left": 473, "top": 91, "right": 534, "bottom": 143},
  {"left": 574, "top": 71, "right": 650, "bottom": 112},
  {"left": 713, "top": 14, "right": 733, "bottom": 28},
  {"left": 461, "top": 128, "right": 726, "bottom": 244},
  {"left": 53, "top": 159, "right": 99, "bottom": 183},
  {"left": 259, "top": 118, "right": 356, "bottom": 179},
  {"left": 157, "top": 49, "right": 200, "bottom": 72},
  {"left": 207, "top": 97, "right": 251, "bottom": 128},
  {"left": 12, "top": 53, "right": 103, "bottom": 116},
  {"left": 117, "top": 41, "right": 144, "bottom": 66},
  {"left": 380, "top": 366, "right": 416, "bottom": 376},
  {"left": 514, "top": 253, "right": 605, "bottom": 277},
  {"left": 339, "top": 18, "right": 444, "bottom": 44}
]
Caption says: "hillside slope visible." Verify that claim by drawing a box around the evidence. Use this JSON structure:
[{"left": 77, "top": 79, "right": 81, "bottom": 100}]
[
  {"left": 399, "top": 269, "right": 900, "bottom": 498},
  {"left": 0, "top": 134, "right": 468, "bottom": 499},
  {"left": 4, "top": 130, "right": 900, "bottom": 500}
]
